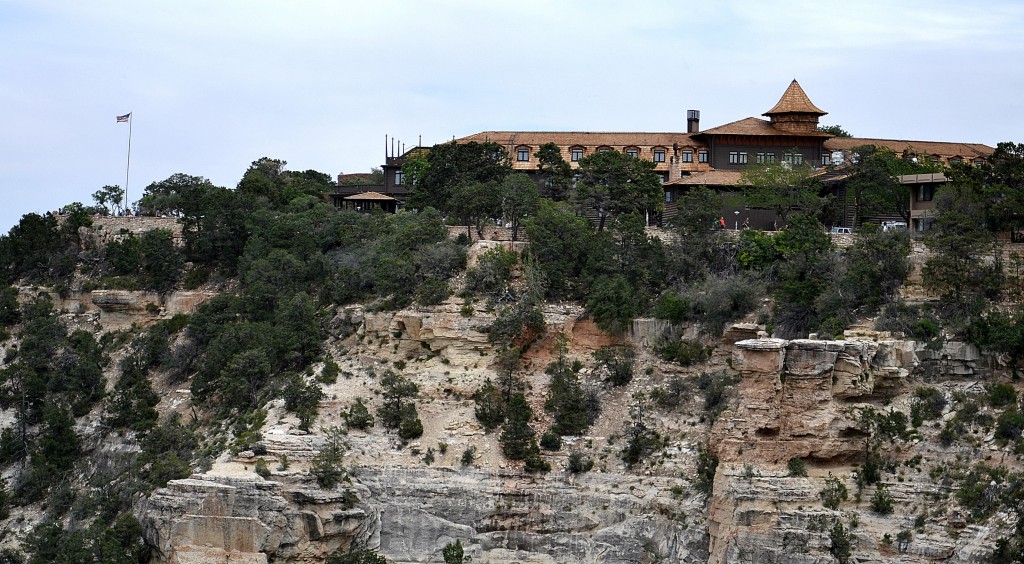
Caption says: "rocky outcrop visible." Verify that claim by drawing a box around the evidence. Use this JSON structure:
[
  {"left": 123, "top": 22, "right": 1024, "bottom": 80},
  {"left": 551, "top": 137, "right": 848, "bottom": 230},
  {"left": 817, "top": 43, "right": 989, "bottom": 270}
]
[
  {"left": 356, "top": 467, "right": 708, "bottom": 563},
  {"left": 706, "top": 336, "right": 1003, "bottom": 564},
  {"left": 136, "top": 475, "right": 379, "bottom": 563}
]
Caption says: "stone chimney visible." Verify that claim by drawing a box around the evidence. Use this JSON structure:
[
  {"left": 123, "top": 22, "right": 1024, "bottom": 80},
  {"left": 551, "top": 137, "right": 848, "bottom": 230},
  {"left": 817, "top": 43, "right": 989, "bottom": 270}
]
[{"left": 687, "top": 110, "right": 700, "bottom": 134}]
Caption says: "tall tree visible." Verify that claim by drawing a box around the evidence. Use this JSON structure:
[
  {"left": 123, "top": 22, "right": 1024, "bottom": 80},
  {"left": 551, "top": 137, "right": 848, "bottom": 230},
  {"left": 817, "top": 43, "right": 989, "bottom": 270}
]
[
  {"left": 500, "top": 173, "right": 540, "bottom": 241},
  {"left": 534, "top": 142, "right": 572, "bottom": 201},
  {"left": 574, "top": 150, "right": 663, "bottom": 231},
  {"left": 846, "top": 145, "right": 939, "bottom": 225},
  {"left": 973, "top": 142, "right": 1024, "bottom": 240},
  {"left": 818, "top": 124, "right": 852, "bottom": 138},
  {"left": 740, "top": 157, "right": 821, "bottom": 223},
  {"left": 450, "top": 181, "right": 501, "bottom": 239},
  {"left": 237, "top": 157, "right": 288, "bottom": 206},
  {"left": 922, "top": 183, "right": 1002, "bottom": 322},
  {"left": 92, "top": 185, "right": 125, "bottom": 215},
  {"left": 407, "top": 141, "right": 511, "bottom": 212}
]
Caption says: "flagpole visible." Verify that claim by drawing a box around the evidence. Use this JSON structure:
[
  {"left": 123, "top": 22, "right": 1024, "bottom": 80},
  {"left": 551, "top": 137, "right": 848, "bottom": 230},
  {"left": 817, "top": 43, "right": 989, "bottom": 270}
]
[{"left": 124, "top": 114, "right": 132, "bottom": 214}]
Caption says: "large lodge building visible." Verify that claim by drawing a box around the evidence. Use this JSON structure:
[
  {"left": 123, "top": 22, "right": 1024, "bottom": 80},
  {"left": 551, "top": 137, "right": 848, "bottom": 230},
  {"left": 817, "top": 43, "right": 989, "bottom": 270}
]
[{"left": 333, "top": 80, "right": 994, "bottom": 231}]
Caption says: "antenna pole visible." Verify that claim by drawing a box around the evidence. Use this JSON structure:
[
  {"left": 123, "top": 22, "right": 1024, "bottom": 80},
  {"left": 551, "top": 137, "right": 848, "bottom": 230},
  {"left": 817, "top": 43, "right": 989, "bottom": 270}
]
[{"left": 124, "top": 114, "right": 132, "bottom": 213}]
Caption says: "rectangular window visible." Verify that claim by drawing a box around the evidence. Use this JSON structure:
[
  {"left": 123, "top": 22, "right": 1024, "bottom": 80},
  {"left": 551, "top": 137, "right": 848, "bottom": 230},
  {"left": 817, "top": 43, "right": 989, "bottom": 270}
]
[
  {"left": 682, "top": 150, "right": 693, "bottom": 163},
  {"left": 793, "top": 153, "right": 803, "bottom": 165},
  {"left": 698, "top": 150, "right": 708, "bottom": 163},
  {"left": 766, "top": 153, "right": 776, "bottom": 163},
  {"left": 917, "top": 185, "right": 935, "bottom": 202},
  {"left": 626, "top": 148, "right": 639, "bottom": 158},
  {"left": 756, "top": 152, "right": 766, "bottom": 164},
  {"left": 517, "top": 149, "right": 530, "bottom": 162},
  {"left": 821, "top": 153, "right": 831, "bottom": 165},
  {"left": 738, "top": 152, "right": 748, "bottom": 164},
  {"left": 653, "top": 149, "right": 666, "bottom": 163},
  {"left": 571, "top": 148, "right": 584, "bottom": 162},
  {"left": 729, "top": 151, "right": 739, "bottom": 164},
  {"left": 665, "top": 190, "right": 673, "bottom": 203},
  {"left": 394, "top": 170, "right": 404, "bottom": 185}
]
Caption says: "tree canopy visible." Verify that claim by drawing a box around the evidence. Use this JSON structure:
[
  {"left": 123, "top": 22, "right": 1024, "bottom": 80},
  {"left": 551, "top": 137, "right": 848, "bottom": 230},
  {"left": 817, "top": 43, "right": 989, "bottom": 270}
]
[
  {"left": 406, "top": 141, "right": 511, "bottom": 212},
  {"left": 574, "top": 150, "right": 663, "bottom": 231}
]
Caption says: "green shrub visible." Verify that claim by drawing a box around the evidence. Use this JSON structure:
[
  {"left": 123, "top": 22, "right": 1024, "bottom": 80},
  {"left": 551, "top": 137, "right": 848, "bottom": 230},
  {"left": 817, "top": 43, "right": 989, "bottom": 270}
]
[
  {"left": 694, "top": 444, "right": 718, "bottom": 496},
  {"left": 310, "top": 426, "right": 347, "bottom": 489},
  {"left": 829, "top": 521, "right": 852, "bottom": 564},
  {"left": 787, "top": 457, "right": 808, "bottom": 477},
  {"left": 254, "top": 458, "right": 271, "bottom": 479},
  {"left": 326, "top": 548, "right": 388, "bottom": 564},
  {"left": 343, "top": 398, "right": 375, "bottom": 431},
  {"left": 442, "top": 539, "right": 466, "bottom": 564},
  {"left": 995, "top": 408, "right": 1024, "bottom": 442},
  {"left": 820, "top": 473, "right": 848, "bottom": 510},
  {"left": 473, "top": 378, "right": 507, "bottom": 431},
  {"left": 586, "top": 274, "right": 638, "bottom": 335},
  {"left": 539, "top": 431, "right": 562, "bottom": 451},
  {"left": 652, "top": 292, "right": 689, "bottom": 324},
  {"left": 320, "top": 358, "right": 340, "bottom": 384},
  {"left": 414, "top": 277, "right": 450, "bottom": 306},
  {"left": 397, "top": 404, "right": 424, "bottom": 441},
  {"left": 656, "top": 335, "right": 712, "bottom": 366},
  {"left": 282, "top": 375, "right": 325, "bottom": 432},
  {"left": 871, "top": 483, "right": 894, "bottom": 515},
  {"left": 593, "top": 344, "right": 636, "bottom": 387},
  {"left": 988, "top": 383, "right": 1017, "bottom": 407},
  {"left": 544, "top": 354, "right": 596, "bottom": 436},
  {"left": 460, "top": 446, "right": 476, "bottom": 466},
  {"left": 465, "top": 246, "right": 517, "bottom": 296},
  {"left": 910, "top": 386, "right": 946, "bottom": 426},
  {"left": 697, "top": 371, "right": 735, "bottom": 422},
  {"left": 567, "top": 451, "right": 594, "bottom": 474}
]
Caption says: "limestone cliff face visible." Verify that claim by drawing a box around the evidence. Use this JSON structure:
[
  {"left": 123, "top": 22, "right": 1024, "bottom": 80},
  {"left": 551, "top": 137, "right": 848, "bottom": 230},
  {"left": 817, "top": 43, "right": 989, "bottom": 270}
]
[
  {"left": 136, "top": 475, "right": 379, "bottom": 563},
  {"left": 707, "top": 337, "right": 1001, "bottom": 564},
  {"left": 357, "top": 467, "right": 707, "bottom": 563}
]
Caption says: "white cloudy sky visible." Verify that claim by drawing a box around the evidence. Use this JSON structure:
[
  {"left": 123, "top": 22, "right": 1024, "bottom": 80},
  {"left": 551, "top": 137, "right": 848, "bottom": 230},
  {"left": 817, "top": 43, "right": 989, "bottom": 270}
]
[{"left": 2, "top": 0, "right": 1023, "bottom": 232}]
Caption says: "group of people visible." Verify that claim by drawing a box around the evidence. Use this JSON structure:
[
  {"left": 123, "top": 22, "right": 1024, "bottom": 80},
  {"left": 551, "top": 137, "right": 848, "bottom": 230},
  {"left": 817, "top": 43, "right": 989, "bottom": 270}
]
[{"left": 715, "top": 216, "right": 751, "bottom": 229}]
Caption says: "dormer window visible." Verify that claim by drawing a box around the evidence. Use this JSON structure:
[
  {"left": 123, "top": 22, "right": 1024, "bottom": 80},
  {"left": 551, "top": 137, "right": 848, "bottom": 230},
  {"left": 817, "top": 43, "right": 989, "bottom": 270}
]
[
  {"left": 681, "top": 150, "right": 693, "bottom": 163},
  {"left": 653, "top": 147, "right": 666, "bottom": 163},
  {"left": 973, "top": 158, "right": 986, "bottom": 166},
  {"left": 516, "top": 146, "right": 531, "bottom": 162},
  {"left": 625, "top": 146, "right": 640, "bottom": 158},
  {"left": 597, "top": 146, "right": 613, "bottom": 153},
  {"left": 698, "top": 150, "right": 708, "bottom": 163},
  {"left": 571, "top": 146, "right": 585, "bottom": 162},
  {"left": 950, "top": 156, "right": 963, "bottom": 164}
]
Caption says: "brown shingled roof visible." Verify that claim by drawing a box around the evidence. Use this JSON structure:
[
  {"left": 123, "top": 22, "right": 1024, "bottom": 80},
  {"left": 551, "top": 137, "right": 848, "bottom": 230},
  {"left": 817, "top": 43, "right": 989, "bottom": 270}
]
[
  {"left": 699, "top": 117, "right": 827, "bottom": 137},
  {"left": 763, "top": 80, "right": 827, "bottom": 116},
  {"left": 824, "top": 137, "right": 994, "bottom": 159},
  {"left": 665, "top": 170, "right": 744, "bottom": 186},
  {"left": 455, "top": 131, "right": 700, "bottom": 147},
  {"left": 343, "top": 192, "right": 398, "bottom": 201}
]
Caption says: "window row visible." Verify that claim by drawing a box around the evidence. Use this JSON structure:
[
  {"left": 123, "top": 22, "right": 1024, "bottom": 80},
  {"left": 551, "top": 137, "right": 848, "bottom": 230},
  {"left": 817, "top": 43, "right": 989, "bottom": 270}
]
[{"left": 514, "top": 145, "right": 696, "bottom": 163}]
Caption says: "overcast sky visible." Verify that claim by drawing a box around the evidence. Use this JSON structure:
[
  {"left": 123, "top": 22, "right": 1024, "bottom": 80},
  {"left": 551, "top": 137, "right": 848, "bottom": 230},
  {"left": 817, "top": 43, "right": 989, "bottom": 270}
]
[{"left": 3, "top": 0, "right": 1023, "bottom": 233}]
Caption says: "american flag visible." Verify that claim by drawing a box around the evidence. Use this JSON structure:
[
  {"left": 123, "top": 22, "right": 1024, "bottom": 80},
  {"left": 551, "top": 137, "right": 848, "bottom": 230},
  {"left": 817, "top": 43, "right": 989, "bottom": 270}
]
[{"left": 116, "top": 113, "right": 131, "bottom": 123}]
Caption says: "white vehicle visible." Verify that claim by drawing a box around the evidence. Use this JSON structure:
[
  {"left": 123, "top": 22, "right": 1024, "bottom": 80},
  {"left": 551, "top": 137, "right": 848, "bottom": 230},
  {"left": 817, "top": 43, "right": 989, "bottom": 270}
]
[
  {"left": 881, "top": 221, "right": 907, "bottom": 232},
  {"left": 830, "top": 226, "right": 853, "bottom": 234}
]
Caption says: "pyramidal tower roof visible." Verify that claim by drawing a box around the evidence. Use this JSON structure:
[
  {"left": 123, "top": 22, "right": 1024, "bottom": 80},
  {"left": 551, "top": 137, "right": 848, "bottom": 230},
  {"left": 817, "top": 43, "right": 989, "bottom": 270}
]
[{"left": 763, "top": 79, "right": 827, "bottom": 116}]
